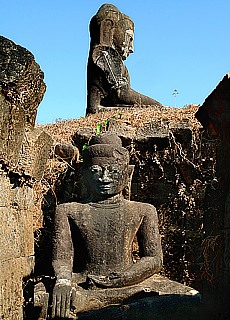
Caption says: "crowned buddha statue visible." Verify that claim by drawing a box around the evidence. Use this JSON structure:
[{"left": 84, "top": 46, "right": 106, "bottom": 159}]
[{"left": 49, "top": 133, "right": 200, "bottom": 319}]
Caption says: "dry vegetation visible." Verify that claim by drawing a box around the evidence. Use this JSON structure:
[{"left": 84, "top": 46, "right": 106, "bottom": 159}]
[{"left": 39, "top": 104, "right": 201, "bottom": 144}]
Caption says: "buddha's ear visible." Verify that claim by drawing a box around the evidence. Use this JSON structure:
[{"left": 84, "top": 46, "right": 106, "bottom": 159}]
[
  {"left": 100, "top": 19, "right": 114, "bottom": 46},
  {"left": 128, "top": 165, "right": 135, "bottom": 180},
  {"left": 123, "top": 165, "right": 135, "bottom": 200}
]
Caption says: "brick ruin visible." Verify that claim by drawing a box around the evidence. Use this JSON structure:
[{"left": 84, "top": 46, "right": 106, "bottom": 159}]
[{"left": 0, "top": 36, "right": 52, "bottom": 319}]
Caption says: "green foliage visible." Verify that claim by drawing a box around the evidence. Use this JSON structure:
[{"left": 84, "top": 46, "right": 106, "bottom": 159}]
[
  {"left": 82, "top": 143, "right": 88, "bottom": 152},
  {"left": 95, "top": 114, "right": 122, "bottom": 134},
  {"left": 80, "top": 142, "right": 89, "bottom": 162},
  {"left": 96, "top": 123, "right": 103, "bottom": 134}
]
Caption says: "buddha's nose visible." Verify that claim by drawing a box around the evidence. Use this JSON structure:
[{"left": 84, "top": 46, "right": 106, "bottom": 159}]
[
  {"left": 129, "top": 40, "right": 134, "bottom": 54},
  {"left": 99, "top": 169, "right": 112, "bottom": 183},
  {"left": 129, "top": 45, "right": 134, "bottom": 54}
]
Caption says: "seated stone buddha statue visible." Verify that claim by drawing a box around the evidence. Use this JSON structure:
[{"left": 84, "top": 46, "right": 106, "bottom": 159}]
[
  {"left": 49, "top": 132, "right": 200, "bottom": 319},
  {"left": 86, "top": 4, "right": 162, "bottom": 115},
  {"left": 51, "top": 133, "right": 163, "bottom": 318}
]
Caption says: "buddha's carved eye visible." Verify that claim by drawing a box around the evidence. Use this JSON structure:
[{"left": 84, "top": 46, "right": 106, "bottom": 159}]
[
  {"left": 110, "top": 168, "right": 119, "bottom": 174},
  {"left": 90, "top": 165, "right": 102, "bottom": 175}
]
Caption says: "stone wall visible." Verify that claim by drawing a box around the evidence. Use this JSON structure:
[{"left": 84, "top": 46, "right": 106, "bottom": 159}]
[
  {"left": 196, "top": 73, "right": 230, "bottom": 319},
  {"left": 0, "top": 36, "right": 52, "bottom": 320}
]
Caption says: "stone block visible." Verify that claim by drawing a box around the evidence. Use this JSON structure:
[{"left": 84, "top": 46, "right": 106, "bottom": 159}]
[
  {"left": 21, "top": 255, "right": 35, "bottom": 278},
  {"left": 18, "top": 126, "right": 53, "bottom": 180},
  {"left": 10, "top": 184, "right": 34, "bottom": 211},
  {"left": 0, "top": 174, "right": 13, "bottom": 207},
  {"left": 0, "top": 256, "right": 34, "bottom": 319},
  {"left": 54, "top": 143, "right": 79, "bottom": 164},
  {"left": 0, "top": 258, "right": 24, "bottom": 320},
  {"left": 0, "top": 173, "right": 35, "bottom": 259},
  {"left": 136, "top": 121, "right": 169, "bottom": 141},
  {"left": 18, "top": 208, "right": 34, "bottom": 258},
  {"left": 0, "top": 174, "right": 34, "bottom": 210},
  {"left": 0, "top": 94, "right": 26, "bottom": 165},
  {"left": 0, "top": 207, "right": 21, "bottom": 261},
  {"left": 107, "top": 119, "right": 136, "bottom": 141}
]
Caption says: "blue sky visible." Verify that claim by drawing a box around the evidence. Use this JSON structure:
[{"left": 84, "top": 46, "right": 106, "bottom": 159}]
[{"left": 1, "top": 1, "right": 230, "bottom": 124}]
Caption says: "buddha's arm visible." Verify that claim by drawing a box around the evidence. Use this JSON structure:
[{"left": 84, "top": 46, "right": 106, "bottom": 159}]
[
  {"left": 51, "top": 204, "right": 75, "bottom": 318},
  {"left": 132, "top": 204, "right": 163, "bottom": 278},
  {"left": 92, "top": 45, "right": 128, "bottom": 90},
  {"left": 86, "top": 85, "right": 102, "bottom": 114},
  {"left": 89, "top": 204, "right": 163, "bottom": 288},
  {"left": 52, "top": 204, "right": 73, "bottom": 282}
]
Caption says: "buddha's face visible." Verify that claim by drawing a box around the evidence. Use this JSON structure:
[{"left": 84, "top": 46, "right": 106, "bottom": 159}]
[
  {"left": 86, "top": 157, "right": 129, "bottom": 198},
  {"left": 121, "top": 29, "right": 134, "bottom": 60}
]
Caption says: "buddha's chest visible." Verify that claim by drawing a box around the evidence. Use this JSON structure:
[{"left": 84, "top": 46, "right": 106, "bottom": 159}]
[{"left": 74, "top": 205, "right": 142, "bottom": 252}]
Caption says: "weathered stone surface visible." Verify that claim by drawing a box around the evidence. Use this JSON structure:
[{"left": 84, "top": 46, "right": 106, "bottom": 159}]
[
  {"left": 54, "top": 143, "right": 79, "bottom": 164},
  {"left": 77, "top": 294, "right": 201, "bottom": 320},
  {"left": 0, "top": 178, "right": 35, "bottom": 261},
  {"left": 196, "top": 74, "right": 230, "bottom": 319},
  {"left": 136, "top": 122, "right": 169, "bottom": 141},
  {"left": 0, "top": 256, "right": 34, "bottom": 320},
  {"left": 196, "top": 72, "right": 230, "bottom": 140},
  {"left": 0, "top": 94, "right": 26, "bottom": 164},
  {"left": 0, "top": 207, "right": 21, "bottom": 261},
  {"left": 18, "top": 126, "right": 53, "bottom": 180},
  {"left": 0, "top": 36, "right": 47, "bottom": 168},
  {"left": 107, "top": 119, "right": 136, "bottom": 141},
  {"left": 34, "top": 282, "right": 49, "bottom": 320},
  {"left": 0, "top": 36, "right": 52, "bottom": 320},
  {"left": 0, "top": 36, "right": 46, "bottom": 126},
  {"left": 0, "top": 178, "right": 37, "bottom": 318}
]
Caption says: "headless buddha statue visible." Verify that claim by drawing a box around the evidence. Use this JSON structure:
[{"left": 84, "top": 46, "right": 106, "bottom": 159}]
[
  {"left": 86, "top": 4, "right": 162, "bottom": 115},
  {"left": 51, "top": 133, "right": 163, "bottom": 318}
]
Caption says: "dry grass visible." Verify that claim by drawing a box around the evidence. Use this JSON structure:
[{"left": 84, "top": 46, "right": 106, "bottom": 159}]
[{"left": 38, "top": 105, "right": 201, "bottom": 144}]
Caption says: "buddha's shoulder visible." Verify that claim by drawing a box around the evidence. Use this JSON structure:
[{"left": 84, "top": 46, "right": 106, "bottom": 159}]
[
  {"left": 123, "top": 199, "right": 157, "bottom": 213},
  {"left": 56, "top": 202, "right": 91, "bottom": 214}
]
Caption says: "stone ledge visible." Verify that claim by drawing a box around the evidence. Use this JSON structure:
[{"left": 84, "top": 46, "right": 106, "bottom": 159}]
[{"left": 75, "top": 275, "right": 201, "bottom": 320}]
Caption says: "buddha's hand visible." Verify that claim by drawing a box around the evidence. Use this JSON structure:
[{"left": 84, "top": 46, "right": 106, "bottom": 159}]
[
  {"left": 51, "top": 279, "right": 74, "bottom": 318},
  {"left": 88, "top": 272, "right": 124, "bottom": 288}
]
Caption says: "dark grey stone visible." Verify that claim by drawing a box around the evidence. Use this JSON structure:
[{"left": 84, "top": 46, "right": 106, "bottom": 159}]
[{"left": 86, "top": 4, "right": 161, "bottom": 115}]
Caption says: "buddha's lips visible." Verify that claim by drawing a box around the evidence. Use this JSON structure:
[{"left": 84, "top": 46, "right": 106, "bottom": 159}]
[{"left": 99, "top": 184, "right": 112, "bottom": 190}]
